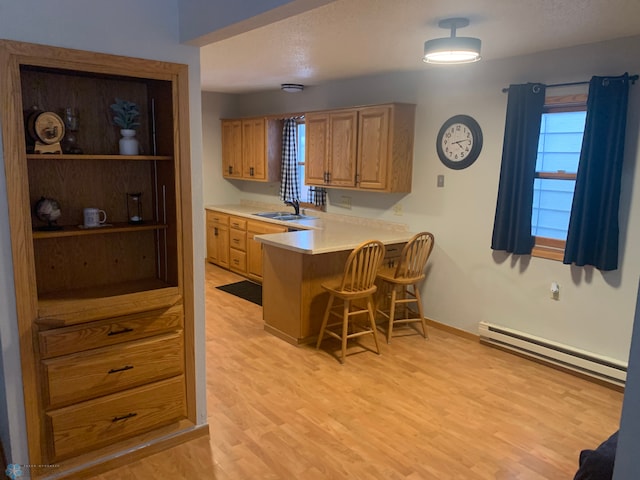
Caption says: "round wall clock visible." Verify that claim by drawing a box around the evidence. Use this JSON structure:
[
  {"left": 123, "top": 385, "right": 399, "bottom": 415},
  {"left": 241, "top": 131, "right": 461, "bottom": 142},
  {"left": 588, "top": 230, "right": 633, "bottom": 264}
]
[{"left": 436, "top": 114, "right": 483, "bottom": 170}]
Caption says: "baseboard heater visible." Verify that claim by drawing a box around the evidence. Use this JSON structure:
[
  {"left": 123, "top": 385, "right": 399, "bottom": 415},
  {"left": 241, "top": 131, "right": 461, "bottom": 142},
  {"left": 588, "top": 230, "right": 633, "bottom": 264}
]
[{"left": 478, "top": 321, "right": 627, "bottom": 387}]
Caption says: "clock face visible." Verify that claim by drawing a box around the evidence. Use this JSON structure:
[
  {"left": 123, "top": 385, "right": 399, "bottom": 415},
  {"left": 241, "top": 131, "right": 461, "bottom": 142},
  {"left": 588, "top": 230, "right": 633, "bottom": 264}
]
[{"left": 436, "top": 115, "right": 483, "bottom": 170}]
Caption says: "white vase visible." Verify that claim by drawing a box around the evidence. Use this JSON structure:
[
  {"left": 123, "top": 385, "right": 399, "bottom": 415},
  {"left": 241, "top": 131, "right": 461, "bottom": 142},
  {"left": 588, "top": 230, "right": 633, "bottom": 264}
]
[{"left": 119, "top": 129, "right": 139, "bottom": 155}]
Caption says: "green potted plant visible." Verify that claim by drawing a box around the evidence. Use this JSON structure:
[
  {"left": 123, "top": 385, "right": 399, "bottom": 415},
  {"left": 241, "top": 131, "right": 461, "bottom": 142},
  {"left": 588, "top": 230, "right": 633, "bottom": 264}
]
[{"left": 110, "top": 98, "right": 140, "bottom": 155}]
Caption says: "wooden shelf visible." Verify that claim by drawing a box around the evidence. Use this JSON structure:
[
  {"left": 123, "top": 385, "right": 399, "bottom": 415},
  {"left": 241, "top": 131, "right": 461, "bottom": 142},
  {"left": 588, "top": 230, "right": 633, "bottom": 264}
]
[
  {"left": 33, "top": 222, "right": 168, "bottom": 239},
  {"left": 27, "top": 154, "right": 173, "bottom": 161},
  {"left": 36, "top": 280, "right": 181, "bottom": 328}
]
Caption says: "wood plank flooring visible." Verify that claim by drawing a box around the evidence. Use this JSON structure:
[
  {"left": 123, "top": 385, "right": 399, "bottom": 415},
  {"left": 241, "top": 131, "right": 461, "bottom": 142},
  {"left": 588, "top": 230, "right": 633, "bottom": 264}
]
[{"left": 90, "top": 263, "right": 623, "bottom": 479}]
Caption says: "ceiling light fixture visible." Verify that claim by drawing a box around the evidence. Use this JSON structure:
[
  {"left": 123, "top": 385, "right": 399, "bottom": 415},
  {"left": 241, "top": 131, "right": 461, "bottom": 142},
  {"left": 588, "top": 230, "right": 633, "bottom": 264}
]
[
  {"left": 423, "top": 17, "right": 481, "bottom": 64},
  {"left": 281, "top": 83, "right": 304, "bottom": 93}
]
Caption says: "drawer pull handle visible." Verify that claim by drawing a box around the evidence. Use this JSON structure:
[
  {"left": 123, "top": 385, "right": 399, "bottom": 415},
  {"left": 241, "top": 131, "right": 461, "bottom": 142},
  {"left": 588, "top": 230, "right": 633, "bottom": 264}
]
[
  {"left": 108, "top": 365, "right": 134, "bottom": 374},
  {"left": 108, "top": 327, "right": 134, "bottom": 336},
  {"left": 112, "top": 412, "right": 137, "bottom": 422}
]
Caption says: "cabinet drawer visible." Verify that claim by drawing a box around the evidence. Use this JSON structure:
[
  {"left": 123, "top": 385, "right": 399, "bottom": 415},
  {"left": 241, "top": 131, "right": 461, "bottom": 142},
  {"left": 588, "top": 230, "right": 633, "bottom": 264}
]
[
  {"left": 42, "top": 331, "right": 184, "bottom": 408},
  {"left": 229, "top": 217, "right": 247, "bottom": 230},
  {"left": 47, "top": 375, "right": 186, "bottom": 461},
  {"left": 247, "top": 220, "right": 288, "bottom": 235},
  {"left": 229, "top": 228, "right": 247, "bottom": 251},
  {"left": 206, "top": 210, "right": 229, "bottom": 225},
  {"left": 38, "top": 304, "right": 183, "bottom": 359},
  {"left": 229, "top": 248, "right": 247, "bottom": 272}
]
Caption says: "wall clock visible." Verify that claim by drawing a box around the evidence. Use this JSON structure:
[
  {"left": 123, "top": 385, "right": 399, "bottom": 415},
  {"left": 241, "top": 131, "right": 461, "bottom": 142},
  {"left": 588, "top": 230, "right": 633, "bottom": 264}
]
[{"left": 436, "top": 114, "right": 483, "bottom": 170}]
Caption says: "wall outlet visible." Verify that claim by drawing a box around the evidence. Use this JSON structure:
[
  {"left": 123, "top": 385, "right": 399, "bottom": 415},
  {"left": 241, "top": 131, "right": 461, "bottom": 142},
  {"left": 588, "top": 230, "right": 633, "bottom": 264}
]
[
  {"left": 340, "top": 195, "right": 352, "bottom": 209},
  {"left": 393, "top": 203, "right": 403, "bottom": 216},
  {"left": 437, "top": 174, "right": 445, "bottom": 188}
]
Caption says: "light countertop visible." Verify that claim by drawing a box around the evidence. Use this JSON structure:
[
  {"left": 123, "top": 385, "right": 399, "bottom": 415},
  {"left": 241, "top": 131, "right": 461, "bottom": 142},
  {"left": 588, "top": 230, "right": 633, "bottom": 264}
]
[{"left": 206, "top": 203, "right": 415, "bottom": 254}]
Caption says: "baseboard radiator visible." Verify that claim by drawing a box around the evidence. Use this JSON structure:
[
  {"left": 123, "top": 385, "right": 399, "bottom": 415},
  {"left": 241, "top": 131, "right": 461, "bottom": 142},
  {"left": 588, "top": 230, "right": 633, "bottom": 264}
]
[{"left": 478, "top": 321, "right": 627, "bottom": 387}]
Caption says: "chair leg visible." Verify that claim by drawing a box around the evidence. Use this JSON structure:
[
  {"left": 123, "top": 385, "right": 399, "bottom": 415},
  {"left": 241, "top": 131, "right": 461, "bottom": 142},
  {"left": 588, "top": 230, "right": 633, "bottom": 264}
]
[
  {"left": 340, "top": 300, "right": 350, "bottom": 364},
  {"left": 316, "top": 294, "right": 334, "bottom": 349},
  {"left": 413, "top": 283, "right": 428, "bottom": 340},
  {"left": 367, "top": 297, "right": 381, "bottom": 355},
  {"left": 387, "top": 286, "right": 398, "bottom": 344}
]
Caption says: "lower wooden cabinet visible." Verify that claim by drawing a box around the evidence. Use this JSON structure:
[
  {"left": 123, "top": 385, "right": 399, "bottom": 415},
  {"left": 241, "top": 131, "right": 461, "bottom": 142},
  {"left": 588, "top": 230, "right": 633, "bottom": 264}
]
[
  {"left": 38, "top": 304, "right": 187, "bottom": 464},
  {"left": 206, "top": 209, "right": 288, "bottom": 282},
  {"left": 206, "top": 211, "right": 230, "bottom": 268}
]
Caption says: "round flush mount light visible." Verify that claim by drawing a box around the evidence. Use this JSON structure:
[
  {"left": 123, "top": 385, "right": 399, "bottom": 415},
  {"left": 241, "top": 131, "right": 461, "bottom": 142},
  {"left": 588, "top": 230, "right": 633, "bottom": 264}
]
[
  {"left": 423, "top": 18, "right": 481, "bottom": 64},
  {"left": 281, "top": 83, "right": 305, "bottom": 93}
]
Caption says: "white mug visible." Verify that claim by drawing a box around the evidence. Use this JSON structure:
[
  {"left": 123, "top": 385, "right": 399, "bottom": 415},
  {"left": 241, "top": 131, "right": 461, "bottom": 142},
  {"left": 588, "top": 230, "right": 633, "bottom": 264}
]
[{"left": 83, "top": 207, "right": 107, "bottom": 227}]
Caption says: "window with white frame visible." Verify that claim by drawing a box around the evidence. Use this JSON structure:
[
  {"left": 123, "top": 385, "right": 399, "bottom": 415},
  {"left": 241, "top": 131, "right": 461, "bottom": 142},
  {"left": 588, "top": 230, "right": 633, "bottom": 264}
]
[{"left": 531, "top": 94, "right": 587, "bottom": 260}]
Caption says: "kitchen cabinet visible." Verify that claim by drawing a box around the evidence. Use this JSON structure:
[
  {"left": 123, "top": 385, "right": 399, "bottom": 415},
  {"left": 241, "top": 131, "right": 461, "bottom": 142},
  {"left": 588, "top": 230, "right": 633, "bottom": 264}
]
[
  {"left": 221, "top": 120, "right": 242, "bottom": 178},
  {"left": 0, "top": 40, "right": 201, "bottom": 477},
  {"left": 305, "top": 103, "right": 415, "bottom": 192},
  {"left": 247, "top": 220, "right": 287, "bottom": 282},
  {"left": 206, "top": 210, "right": 230, "bottom": 268},
  {"left": 221, "top": 117, "right": 283, "bottom": 181},
  {"left": 305, "top": 110, "right": 358, "bottom": 187}
]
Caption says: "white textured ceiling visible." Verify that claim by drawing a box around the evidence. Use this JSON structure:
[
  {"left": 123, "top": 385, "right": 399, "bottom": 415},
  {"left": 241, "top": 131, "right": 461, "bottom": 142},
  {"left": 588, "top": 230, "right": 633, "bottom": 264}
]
[{"left": 200, "top": 0, "right": 640, "bottom": 93}]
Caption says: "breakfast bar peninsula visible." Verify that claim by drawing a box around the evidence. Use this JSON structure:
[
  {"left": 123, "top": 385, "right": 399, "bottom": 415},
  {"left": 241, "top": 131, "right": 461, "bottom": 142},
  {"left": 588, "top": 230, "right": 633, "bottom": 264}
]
[{"left": 256, "top": 222, "right": 415, "bottom": 345}]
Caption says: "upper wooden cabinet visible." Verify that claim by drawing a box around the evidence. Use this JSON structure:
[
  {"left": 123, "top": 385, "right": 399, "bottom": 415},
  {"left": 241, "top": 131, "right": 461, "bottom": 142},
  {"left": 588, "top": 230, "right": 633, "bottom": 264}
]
[
  {"left": 0, "top": 40, "right": 199, "bottom": 477},
  {"left": 221, "top": 117, "right": 283, "bottom": 181},
  {"left": 306, "top": 110, "right": 358, "bottom": 187},
  {"left": 221, "top": 120, "right": 242, "bottom": 178},
  {"left": 305, "top": 103, "right": 415, "bottom": 192}
]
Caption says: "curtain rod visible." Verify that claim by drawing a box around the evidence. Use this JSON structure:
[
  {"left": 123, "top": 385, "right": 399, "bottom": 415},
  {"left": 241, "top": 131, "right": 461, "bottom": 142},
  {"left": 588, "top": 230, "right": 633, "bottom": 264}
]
[{"left": 501, "top": 74, "right": 639, "bottom": 93}]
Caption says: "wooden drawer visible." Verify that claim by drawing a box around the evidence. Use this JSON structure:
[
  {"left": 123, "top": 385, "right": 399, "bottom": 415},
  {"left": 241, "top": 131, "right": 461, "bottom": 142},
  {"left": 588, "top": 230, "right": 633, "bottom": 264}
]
[
  {"left": 229, "top": 248, "right": 247, "bottom": 272},
  {"left": 42, "top": 332, "right": 184, "bottom": 408},
  {"left": 229, "top": 216, "right": 247, "bottom": 230},
  {"left": 38, "top": 304, "right": 184, "bottom": 359},
  {"left": 229, "top": 228, "right": 247, "bottom": 251},
  {"left": 47, "top": 375, "right": 186, "bottom": 461},
  {"left": 247, "top": 220, "right": 288, "bottom": 235},
  {"left": 206, "top": 210, "right": 229, "bottom": 225}
]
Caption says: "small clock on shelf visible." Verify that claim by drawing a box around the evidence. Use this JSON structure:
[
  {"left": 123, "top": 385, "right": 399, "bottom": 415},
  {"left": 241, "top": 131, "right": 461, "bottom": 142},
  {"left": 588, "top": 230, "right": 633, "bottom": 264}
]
[
  {"left": 26, "top": 108, "right": 65, "bottom": 154},
  {"left": 436, "top": 114, "right": 483, "bottom": 170}
]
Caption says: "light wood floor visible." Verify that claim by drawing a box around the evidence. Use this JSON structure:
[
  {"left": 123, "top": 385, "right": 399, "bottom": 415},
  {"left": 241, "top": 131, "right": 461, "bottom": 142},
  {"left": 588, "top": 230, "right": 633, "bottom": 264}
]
[{"left": 91, "top": 263, "right": 623, "bottom": 479}]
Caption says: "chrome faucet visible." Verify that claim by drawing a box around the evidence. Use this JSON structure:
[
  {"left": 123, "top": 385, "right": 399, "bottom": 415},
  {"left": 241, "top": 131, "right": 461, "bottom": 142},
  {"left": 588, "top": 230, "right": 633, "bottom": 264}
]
[{"left": 284, "top": 199, "right": 300, "bottom": 215}]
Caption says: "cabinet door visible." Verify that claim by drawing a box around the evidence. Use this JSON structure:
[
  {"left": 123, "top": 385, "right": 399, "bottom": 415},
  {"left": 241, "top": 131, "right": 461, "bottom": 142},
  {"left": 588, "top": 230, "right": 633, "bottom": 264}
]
[
  {"left": 247, "top": 221, "right": 287, "bottom": 281},
  {"left": 242, "top": 118, "right": 266, "bottom": 180},
  {"left": 222, "top": 119, "right": 242, "bottom": 178},
  {"left": 305, "top": 113, "right": 330, "bottom": 186},
  {"left": 357, "top": 106, "right": 390, "bottom": 190},
  {"left": 327, "top": 110, "right": 357, "bottom": 187},
  {"left": 207, "top": 223, "right": 229, "bottom": 268}
]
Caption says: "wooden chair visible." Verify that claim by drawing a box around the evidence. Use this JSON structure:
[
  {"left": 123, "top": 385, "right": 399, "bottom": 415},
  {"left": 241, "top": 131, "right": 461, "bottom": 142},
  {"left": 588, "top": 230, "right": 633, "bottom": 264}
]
[
  {"left": 316, "top": 240, "right": 386, "bottom": 364},
  {"left": 375, "top": 232, "right": 434, "bottom": 344}
]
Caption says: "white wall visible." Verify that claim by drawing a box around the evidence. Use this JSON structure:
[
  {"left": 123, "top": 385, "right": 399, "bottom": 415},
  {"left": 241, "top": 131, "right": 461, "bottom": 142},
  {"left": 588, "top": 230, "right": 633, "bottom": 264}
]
[
  {"left": 0, "top": 0, "right": 206, "bottom": 464},
  {"left": 202, "top": 35, "right": 640, "bottom": 364}
]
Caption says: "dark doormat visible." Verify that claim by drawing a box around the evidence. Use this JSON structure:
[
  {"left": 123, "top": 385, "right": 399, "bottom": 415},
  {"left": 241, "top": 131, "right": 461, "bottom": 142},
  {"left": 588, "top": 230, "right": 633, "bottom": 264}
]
[{"left": 216, "top": 280, "right": 262, "bottom": 306}]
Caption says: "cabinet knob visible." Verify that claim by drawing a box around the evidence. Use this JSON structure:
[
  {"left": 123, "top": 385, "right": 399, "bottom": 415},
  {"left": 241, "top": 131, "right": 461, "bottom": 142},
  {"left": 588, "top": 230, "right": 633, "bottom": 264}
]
[
  {"left": 250, "top": 167, "right": 254, "bottom": 176},
  {"left": 214, "top": 227, "right": 219, "bottom": 236}
]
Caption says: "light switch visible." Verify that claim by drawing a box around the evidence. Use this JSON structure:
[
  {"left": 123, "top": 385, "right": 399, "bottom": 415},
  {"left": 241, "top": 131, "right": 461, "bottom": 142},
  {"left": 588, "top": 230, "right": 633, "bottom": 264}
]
[{"left": 437, "top": 175, "right": 445, "bottom": 187}]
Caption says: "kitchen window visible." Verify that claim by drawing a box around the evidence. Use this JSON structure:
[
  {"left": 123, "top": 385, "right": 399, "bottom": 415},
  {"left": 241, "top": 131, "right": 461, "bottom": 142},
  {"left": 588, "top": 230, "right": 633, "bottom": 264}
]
[{"left": 531, "top": 94, "right": 587, "bottom": 260}]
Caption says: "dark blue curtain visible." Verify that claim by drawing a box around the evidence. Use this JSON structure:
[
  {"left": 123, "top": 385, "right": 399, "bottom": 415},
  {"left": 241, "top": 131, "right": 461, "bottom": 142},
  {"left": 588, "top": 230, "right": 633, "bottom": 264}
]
[
  {"left": 563, "top": 74, "right": 630, "bottom": 271},
  {"left": 491, "top": 83, "right": 546, "bottom": 254}
]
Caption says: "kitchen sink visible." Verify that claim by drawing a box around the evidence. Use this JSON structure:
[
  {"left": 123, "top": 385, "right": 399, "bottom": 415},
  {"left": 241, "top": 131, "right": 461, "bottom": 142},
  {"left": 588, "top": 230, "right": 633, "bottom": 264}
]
[{"left": 253, "top": 211, "right": 317, "bottom": 221}]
